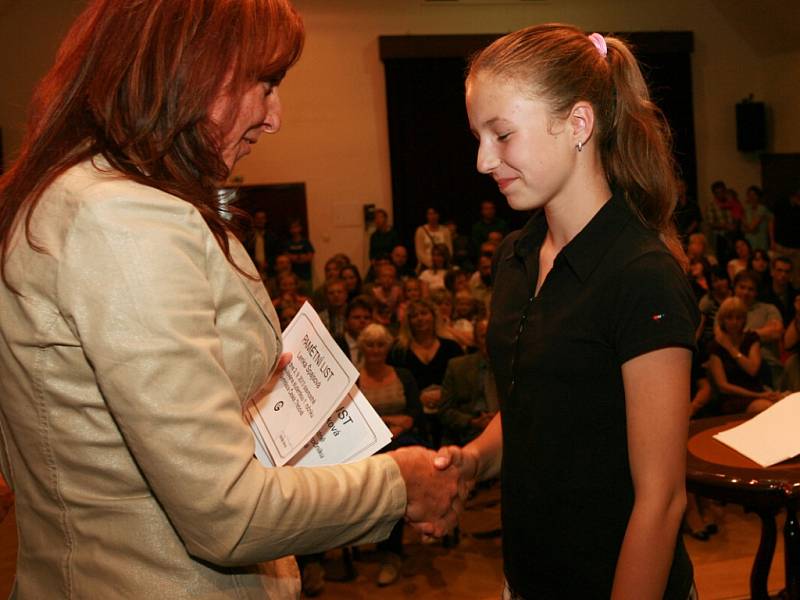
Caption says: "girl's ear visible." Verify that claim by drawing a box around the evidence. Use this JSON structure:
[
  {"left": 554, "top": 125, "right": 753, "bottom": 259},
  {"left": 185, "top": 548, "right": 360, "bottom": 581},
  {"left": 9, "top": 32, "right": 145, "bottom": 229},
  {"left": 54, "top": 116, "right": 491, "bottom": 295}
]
[{"left": 569, "top": 101, "right": 596, "bottom": 148}]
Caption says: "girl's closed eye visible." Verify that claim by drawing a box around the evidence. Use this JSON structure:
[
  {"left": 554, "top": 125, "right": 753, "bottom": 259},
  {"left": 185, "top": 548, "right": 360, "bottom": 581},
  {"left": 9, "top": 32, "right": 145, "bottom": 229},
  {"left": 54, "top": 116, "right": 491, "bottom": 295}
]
[{"left": 497, "top": 132, "right": 511, "bottom": 141}]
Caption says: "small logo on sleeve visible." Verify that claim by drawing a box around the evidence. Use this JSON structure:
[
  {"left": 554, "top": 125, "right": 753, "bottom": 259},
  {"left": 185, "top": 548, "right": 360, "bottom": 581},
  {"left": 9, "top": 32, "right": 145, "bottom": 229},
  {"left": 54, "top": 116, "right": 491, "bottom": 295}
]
[{"left": 651, "top": 313, "right": 666, "bottom": 321}]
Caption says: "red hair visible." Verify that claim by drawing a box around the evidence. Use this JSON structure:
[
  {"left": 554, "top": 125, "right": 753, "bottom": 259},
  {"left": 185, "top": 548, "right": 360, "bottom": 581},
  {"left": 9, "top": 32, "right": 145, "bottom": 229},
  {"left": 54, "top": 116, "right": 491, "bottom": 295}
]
[
  {"left": 0, "top": 0, "right": 304, "bottom": 282},
  {"left": 468, "top": 24, "right": 686, "bottom": 267}
]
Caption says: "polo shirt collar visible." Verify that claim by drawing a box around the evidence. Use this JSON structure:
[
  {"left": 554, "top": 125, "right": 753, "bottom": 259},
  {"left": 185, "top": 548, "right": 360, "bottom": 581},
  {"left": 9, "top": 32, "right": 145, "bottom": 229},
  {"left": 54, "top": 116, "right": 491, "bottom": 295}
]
[{"left": 512, "top": 190, "right": 635, "bottom": 282}]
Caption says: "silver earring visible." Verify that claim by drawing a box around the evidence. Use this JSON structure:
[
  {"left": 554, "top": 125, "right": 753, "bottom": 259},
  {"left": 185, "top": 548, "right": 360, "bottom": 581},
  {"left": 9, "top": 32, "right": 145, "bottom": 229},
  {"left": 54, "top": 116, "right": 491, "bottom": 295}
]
[{"left": 576, "top": 141, "right": 584, "bottom": 152}]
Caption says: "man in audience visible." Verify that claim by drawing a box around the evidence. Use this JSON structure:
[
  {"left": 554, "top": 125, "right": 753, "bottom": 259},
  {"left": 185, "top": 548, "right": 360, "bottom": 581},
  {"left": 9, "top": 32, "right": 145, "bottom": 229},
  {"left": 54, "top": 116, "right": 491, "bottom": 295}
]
[
  {"left": 369, "top": 209, "right": 400, "bottom": 261},
  {"left": 762, "top": 257, "right": 798, "bottom": 326},
  {"left": 470, "top": 199, "right": 507, "bottom": 259},
  {"left": 773, "top": 190, "right": 800, "bottom": 288},
  {"left": 285, "top": 219, "right": 315, "bottom": 288},
  {"left": 319, "top": 278, "right": 348, "bottom": 338},
  {"left": 469, "top": 255, "right": 493, "bottom": 309},
  {"left": 334, "top": 296, "right": 375, "bottom": 365},
  {"left": 390, "top": 244, "right": 416, "bottom": 279},
  {"left": 438, "top": 319, "right": 498, "bottom": 445},
  {"left": 732, "top": 270, "right": 784, "bottom": 385}
]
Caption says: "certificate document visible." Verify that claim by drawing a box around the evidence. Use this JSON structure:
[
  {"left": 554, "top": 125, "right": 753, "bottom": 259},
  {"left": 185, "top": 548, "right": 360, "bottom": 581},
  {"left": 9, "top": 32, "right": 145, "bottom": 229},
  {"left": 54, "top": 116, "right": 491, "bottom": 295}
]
[{"left": 246, "top": 302, "right": 391, "bottom": 467}]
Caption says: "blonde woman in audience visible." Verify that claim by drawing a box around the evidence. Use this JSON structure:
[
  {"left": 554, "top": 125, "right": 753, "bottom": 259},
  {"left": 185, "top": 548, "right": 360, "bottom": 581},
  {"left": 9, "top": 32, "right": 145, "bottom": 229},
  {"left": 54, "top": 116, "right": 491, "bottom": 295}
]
[
  {"left": 357, "top": 324, "right": 424, "bottom": 586},
  {"left": 708, "top": 297, "right": 785, "bottom": 413},
  {"left": 686, "top": 232, "right": 718, "bottom": 266},
  {"left": 396, "top": 276, "right": 423, "bottom": 324}
]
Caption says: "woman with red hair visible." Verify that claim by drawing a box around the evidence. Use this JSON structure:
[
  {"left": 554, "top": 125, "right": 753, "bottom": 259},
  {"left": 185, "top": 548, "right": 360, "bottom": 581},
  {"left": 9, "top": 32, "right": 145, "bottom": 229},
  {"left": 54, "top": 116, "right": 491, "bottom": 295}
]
[{"left": 0, "top": 1, "right": 459, "bottom": 598}]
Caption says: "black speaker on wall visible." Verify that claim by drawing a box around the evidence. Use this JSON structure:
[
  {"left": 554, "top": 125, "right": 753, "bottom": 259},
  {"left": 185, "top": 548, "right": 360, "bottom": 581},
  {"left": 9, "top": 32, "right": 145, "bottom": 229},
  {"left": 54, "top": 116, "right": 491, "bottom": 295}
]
[{"left": 736, "top": 101, "right": 766, "bottom": 153}]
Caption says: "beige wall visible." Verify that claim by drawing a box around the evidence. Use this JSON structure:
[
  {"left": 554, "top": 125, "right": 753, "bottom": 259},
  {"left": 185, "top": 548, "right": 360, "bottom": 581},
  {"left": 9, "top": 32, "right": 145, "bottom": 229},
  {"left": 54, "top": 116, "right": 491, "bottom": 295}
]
[{"left": 1, "top": 0, "right": 794, "bottom": 280}]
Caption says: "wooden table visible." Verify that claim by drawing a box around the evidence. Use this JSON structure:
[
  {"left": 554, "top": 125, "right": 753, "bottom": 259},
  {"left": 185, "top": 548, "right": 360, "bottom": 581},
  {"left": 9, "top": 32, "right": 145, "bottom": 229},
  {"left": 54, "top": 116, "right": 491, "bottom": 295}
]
[{"left": 687, "top": 415, "right": 800, "bottom": 600}]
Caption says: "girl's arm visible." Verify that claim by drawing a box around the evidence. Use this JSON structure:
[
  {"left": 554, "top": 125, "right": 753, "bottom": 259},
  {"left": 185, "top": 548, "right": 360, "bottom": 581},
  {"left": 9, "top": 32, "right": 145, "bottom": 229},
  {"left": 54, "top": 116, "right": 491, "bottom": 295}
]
[{"left": 611, "top": 347, "right": 691, "bottom": 599}]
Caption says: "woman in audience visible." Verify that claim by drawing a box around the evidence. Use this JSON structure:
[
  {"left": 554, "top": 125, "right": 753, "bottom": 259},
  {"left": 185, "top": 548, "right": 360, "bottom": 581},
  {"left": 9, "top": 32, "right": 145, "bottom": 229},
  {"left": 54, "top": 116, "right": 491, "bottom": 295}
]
[
  {"left": 272, "top": 271, "right": 309, "bottom": 314},
  {"left": 688, "top": 256, "right": 711, "bottom": 300},
  {"left": 439, "top": 25, "right": 700, "bottom": 599},
  {"left": 727, "top": 237, "right": 752, "bottom": 282},
  {"left": 430, "top": 288, "right": 473, "bottom": 350},
  {"left": 686, "top": 232, "right": 718, "bottom": 267},
  {"left": 0, "top": 2, "right": 460, "bottom": 596},
  {"left": 357, "top": 324, "right": 424, "bottom": 586},
  {"left": 396, "top": 276, "right": 423, "bottom": 324},
  {"left": 742, "top": 185, "right": 772, "bottom": 253},
  {"left": 389, "top": 299, "right": 463, "bottom": 446},
  {"left": 708, "top": 297, "right": 784, "bottom": 414},
  {"left": 419, "top": 243, "right": 452, "bottom": 292},
  {"left": 748, "top": 248, "right": 772, "bottom": 299},
  {"left": 414, "top": 207, "right": 452, "bottom": 271},
  {"left": 340, "top": 264, "right": 363, "bottom": 301}
]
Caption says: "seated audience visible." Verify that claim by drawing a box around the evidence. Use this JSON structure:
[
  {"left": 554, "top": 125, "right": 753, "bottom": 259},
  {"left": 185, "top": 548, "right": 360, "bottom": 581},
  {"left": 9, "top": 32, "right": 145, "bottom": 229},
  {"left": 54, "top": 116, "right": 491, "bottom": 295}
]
[
  {"left": 364, "top": 255, "right": 391, "bottom": 285},
  {"left": 688, "top": 256, "right": 711, "bottom": 301},
  {"left": 749, "top": 249, "right": 772, "bottom": 299},
  {"left": 686, "top": 232, "right": 718, "bottom": 267},
  {"left": 272, "top": 272, "right": 309, "bottom": 315},
  {"left": 369, "top": 263, "right": 403, "bottom": 318},
  {"left": 388, "top": 299, "right": 464, "bottom": 446},
  {"left": 357, "top": 324, "right": 423, "bottom": 586},
  {"left": 742, "top": 185, "right": 772, "bottom": 253},
  {"left": 390, "top": 244, "right": 416, "bottom": 279},
  {"left": 445, "top": 219, "right": 472, "bottom": 273},
  {"left": 470, "top": 199, "right": 507, "bottom": 259},
  {"left": 244, "top": 209, "right": 282, "bottom": 279},
  {"left": 414, "top": 207, "right": 452, "bottom": 271},
  {"left": 726, "top": 238, "right": 752, "bottom": 283},
  {"left": 780, "top": 296, "right": 800, "bottom": 391},
  {"left": 732, "top": 270, "right": 785, "bottom": 385},
  {"left": 396, "top": 277, "right": 423, "bottom": 324},
  {"left": 311, "top": 256, "right": 343, "bottom": 310},
  {"left": 698, "top": 265, "right": 731, "bottom": 353},
  {"left": 762, "top": 257, "right": 798, "bottom": 327},
  {"left": 708, "top": 297, "right": 784, "bottom": 414},
  {"left": 469, "top": 254, "right": 494, "bottom": 310},
  {"left": 773, "top": 189, "right": 800, "bottom": 288},
  {"left": 444, "top": 268, "right": 471, "bottom": 296},
  {"left": 334, "top": 295, "right": 374, "bottom": 365},
  {"left": 340, "top": 264, "right": 363, "bottom": 302},
  {"left": 429, "top": 288, "right": 471, "bottom": 350},
  {"left": 438, "top": 319, "right": 499, "bottom": 445},
  {"left": 419, "top": 243, "right": 451, "bottom": 293},
  {"left": 319, "top": 278, "right": 348, "bottom": 338},
  {"left": 284, "top": 218, "right": 314, "bottom": 287}
]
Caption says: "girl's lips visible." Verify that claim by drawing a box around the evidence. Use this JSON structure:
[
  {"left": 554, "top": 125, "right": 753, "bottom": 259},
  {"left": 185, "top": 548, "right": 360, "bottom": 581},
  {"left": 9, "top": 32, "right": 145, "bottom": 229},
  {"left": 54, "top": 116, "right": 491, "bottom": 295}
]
[{"left": 495, "top": 177, "right": 516, "bottom": 191}]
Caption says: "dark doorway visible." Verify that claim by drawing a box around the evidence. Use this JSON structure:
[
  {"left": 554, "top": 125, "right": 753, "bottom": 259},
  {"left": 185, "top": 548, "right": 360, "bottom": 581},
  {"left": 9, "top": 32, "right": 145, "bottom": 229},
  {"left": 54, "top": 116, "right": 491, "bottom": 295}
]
[{"left": 380, "top": 32, "right": 697, "bottom": 247}]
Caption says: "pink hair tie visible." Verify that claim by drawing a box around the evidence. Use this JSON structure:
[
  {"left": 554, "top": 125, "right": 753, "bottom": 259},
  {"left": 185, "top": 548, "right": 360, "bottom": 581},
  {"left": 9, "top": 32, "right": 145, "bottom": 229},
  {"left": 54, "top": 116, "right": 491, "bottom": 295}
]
[{"left": 588, "top": 33, "right": 607, "bottom": 58}]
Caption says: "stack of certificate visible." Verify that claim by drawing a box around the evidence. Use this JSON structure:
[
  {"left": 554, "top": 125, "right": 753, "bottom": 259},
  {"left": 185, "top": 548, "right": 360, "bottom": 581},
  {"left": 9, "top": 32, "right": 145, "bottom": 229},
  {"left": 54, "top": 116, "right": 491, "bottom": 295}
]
[{"left": 245, "top": 302, "right": 393, "bottom": 467}]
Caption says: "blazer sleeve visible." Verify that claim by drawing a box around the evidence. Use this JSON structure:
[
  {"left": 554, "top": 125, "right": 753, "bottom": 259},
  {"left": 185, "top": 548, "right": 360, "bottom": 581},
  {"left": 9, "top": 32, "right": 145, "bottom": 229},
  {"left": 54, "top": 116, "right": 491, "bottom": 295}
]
[{"left": 56, "top": 192, "right": 405, "bottom": 566}]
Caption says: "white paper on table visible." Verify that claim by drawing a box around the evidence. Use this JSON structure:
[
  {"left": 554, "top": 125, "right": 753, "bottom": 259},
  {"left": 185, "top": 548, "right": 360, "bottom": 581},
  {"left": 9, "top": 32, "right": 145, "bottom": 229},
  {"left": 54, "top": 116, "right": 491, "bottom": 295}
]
[
  {"left": 246, "top": 302, "right": 360, "bottom": 465},
  {"left": 713, "top": 392, "right": 800, "bottom": 467},
  {"left": 287, "top": 386, "right": 393, "bottom": 467}
]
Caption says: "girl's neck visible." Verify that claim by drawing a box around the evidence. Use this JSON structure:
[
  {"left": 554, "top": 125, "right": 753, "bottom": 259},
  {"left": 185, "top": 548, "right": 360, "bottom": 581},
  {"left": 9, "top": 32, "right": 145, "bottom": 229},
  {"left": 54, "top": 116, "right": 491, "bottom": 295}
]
[{"left": 543, "top": 168, "right": 612, "bottom": 252}]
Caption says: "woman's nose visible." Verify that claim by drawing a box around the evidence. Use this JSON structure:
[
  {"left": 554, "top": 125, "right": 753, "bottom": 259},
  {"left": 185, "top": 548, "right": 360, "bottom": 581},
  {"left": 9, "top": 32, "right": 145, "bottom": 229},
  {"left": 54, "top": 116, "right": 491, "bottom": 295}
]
[{"left": 263, "top": 89, "right": 282, "bottom": 134}]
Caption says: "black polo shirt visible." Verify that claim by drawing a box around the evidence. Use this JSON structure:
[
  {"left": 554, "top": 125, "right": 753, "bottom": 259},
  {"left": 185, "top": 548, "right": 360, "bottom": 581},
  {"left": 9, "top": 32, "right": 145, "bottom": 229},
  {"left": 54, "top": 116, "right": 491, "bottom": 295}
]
[{"left": 487, "top": 192, "right": 698, "bottom": 599}]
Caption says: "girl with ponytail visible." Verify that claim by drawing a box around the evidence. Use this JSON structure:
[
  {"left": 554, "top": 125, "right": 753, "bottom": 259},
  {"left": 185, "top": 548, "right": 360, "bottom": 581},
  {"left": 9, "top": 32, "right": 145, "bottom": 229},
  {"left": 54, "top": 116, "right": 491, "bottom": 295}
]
[{"left": 437, "top": 24, "right": 699, "bottom": 599}]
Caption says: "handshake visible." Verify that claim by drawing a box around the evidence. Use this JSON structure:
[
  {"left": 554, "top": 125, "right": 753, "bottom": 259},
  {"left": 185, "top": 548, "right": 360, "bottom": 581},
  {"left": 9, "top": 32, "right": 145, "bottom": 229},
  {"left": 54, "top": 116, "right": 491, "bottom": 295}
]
[{"left": 388, "top": 445, "right": 479, "bottom": 538}]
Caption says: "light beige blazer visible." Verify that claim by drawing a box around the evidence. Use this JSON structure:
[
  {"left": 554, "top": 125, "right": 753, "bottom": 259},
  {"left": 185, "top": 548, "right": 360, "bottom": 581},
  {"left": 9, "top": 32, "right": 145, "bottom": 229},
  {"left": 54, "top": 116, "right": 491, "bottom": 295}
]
[{"left": 0, "top": 159, "right": 405, "bottom": 599}]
